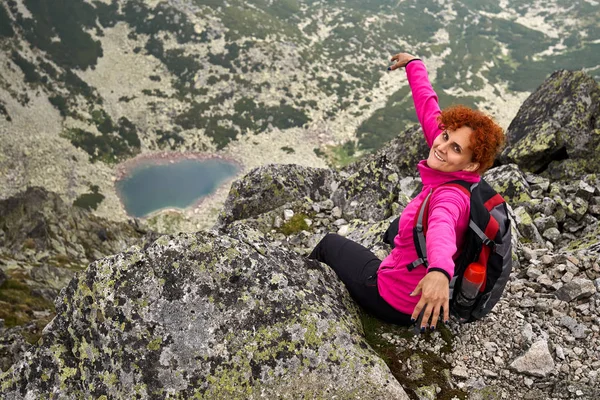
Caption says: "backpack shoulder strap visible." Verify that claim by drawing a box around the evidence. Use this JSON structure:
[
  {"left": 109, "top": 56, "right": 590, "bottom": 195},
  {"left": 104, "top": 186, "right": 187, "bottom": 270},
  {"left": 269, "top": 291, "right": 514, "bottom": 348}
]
[{"left": 408, "top": 180, "right": 472, "bottom": 271}]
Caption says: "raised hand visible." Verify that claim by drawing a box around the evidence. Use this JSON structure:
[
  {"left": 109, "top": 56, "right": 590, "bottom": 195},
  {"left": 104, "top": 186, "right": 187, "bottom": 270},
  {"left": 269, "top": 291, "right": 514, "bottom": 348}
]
[{"left": 388, "top": 52, "right": 419, "bottom": 71}]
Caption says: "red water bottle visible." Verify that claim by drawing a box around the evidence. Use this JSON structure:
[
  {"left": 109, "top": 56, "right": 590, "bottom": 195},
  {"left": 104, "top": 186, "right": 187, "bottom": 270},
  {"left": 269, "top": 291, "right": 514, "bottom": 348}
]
[{"left": 454, "top": 262, "right": 486, "bottom": 323}]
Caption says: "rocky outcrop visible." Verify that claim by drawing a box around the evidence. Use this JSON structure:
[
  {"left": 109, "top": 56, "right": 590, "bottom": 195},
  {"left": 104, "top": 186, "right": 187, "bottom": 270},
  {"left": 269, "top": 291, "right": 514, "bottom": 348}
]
[
  {"left": 0, "top": 187, "right": 158, "bottom": 370},
  {"left": 0, "top": 187, "right": 150, "bottom": 264},
  {"left": 0, "top": 226, "right": 408, "bottom": 399},
  {"left": 217, "top": 164, "right": 338, "bottom": 228},
  {"left": 500, "top": 70, "right": 600, "bottom": 178}
]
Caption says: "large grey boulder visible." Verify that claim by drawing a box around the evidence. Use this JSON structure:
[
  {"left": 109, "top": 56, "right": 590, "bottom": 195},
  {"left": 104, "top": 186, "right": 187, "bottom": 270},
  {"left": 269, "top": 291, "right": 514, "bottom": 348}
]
[
  {"left": 216, "top": 164, "right": 337, "bottom": 229},
  {"left": 500, "top": 70, "right": 600, "bottom": 178},
  {"left": 0, "top": 226, "right": 408, "bottom": 399}
]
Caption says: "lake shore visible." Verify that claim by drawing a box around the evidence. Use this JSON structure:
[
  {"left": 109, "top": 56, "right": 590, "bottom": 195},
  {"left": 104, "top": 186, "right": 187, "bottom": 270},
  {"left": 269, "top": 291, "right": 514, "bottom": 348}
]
[{"left": 113, "top": 151, "right": 244, "bottom": 221}]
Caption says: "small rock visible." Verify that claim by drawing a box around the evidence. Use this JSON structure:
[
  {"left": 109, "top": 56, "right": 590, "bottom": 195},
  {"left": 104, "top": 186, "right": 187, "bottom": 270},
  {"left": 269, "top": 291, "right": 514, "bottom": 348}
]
[
  {"left": 337, "top": 225, "right": 350, "bottom": 237},
  {"left": 451, "top": 366, "right": 469, "bottom": 379},
  {"left": 522, "top": 323, "right": 534, "bottom": 343},
  {"left": 555, "top": 278, "right": 597, "bottom": 302},
  {"left": 536, "top": 274, "right": 554, "bottom": 288},
  {"left": 561, "top": 271, "right": 574, "bottom": 283},
  {"left": 555, "top": 346, "right": 565, "bottom": 360},
  {"left": 560, "top": 316, "right": 588, "bottom": 339},
  {"left": 522, "top": 246, "right": 537, "bottom": 261},
  {"left": 333, "top": 218, "right": 347, "bottom": 226},
  {"left": 526, "top": 267, "right": 543, "bottom": 280},
  {"left": 331, "top": 206, "right": 343, "bottom": 219},
  {"left": 520, "top": 298, "right": 536, "bottom": 308},
  {"left": 483, "top": 369, "right": 498, "bottom": 378},
  {"left": 510, "top": 340, "right": 555, "bottom": 378},
  {"left": 321, "top": 199, "right": 334, "bottom": 211},
  {"left": 283, "top": 209, "right": 294, "bottom": 221},
  {"left": 273, "top": 216, "right": 283, "bottom": 229},
  {"left": 414, "top": 385, "right": 437, "bottom": 400},
  {"left": 576, "top": 180, "right": 595, "bottom": 201},
  {"left": 542, "top": 227, "right": 561, "bottom": 243}
]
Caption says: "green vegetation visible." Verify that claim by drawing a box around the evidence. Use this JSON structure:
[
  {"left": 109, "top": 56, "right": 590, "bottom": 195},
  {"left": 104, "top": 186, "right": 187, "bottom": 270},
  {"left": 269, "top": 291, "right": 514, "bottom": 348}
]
[
  {"left": 281, "top": 146, "right": 295, "bottom": 154},
  {"left": 315, "top": 141, "right": 360, "bottom": 168},
  {"left": 0, "top": 277, "right": 55, "bottom": 341},
  {"left": 279, "top": 213, "right": 310, "bottom": 235},
  {"left": 0, "top": 101, "right": 10, "bottom": 122},
  {"left": 356, "top": 83, "right": 484, "bottom": 152},
  {"left": 156, "top": 129, "right": 185, "bottom": 149},
  {"left": 175, "top": 97, "right": 310, "bottom": 149},
  {"left": 49, "top": 95, "right": 68, "bottom": 117},
  {"left": 19, "top": 0, "right": 103, "bottom": 70},
  {"left": 360, "top": 311, "right": 466, "bottom": 399},
  {"left": 73, "top": 185, "right": 105, "bottom": 211},
  {"left": 11, "top": 51, "right": 42, "bottom": 84},
  {"left": 62, "top": 116, "right": 140, "bottom": 163},
  {"left": 0, "top": 2, "right": 14, "bottom": 37}
]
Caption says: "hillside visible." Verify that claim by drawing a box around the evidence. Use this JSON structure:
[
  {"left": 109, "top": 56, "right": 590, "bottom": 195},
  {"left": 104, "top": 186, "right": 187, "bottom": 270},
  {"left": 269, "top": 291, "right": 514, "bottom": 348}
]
[{"left": 0, "top": 0, "right": 599, "bottom": 232}]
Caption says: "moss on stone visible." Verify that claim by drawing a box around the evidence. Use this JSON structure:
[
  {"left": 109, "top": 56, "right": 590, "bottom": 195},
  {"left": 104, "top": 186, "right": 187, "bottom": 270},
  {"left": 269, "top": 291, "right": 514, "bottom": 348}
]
[{"left": 279, "top": 213, "right": 311, "bottom": 235}]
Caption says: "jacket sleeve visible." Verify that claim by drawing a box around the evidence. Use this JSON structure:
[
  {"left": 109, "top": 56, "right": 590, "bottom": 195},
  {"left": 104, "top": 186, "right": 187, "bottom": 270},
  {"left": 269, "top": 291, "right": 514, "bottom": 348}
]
[
  {"left": 405, "top": 60, "right": 443, "bottom": 148},
  {"left": 424, "top": 186, "right": 470, "bottom": 280}
]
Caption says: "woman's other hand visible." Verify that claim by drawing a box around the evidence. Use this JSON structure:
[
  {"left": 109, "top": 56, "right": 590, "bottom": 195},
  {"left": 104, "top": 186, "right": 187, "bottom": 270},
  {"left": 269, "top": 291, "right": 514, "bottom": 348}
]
[
  {"left": 388, "top": 53, "right": 419, "bottom": 71},
  {"left": 410, "top": 271, "right": 450, "bottom": 331}
]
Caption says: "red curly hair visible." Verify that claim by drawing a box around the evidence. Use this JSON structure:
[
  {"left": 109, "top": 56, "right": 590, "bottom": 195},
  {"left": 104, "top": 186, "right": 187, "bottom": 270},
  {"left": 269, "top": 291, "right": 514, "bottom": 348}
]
[{"left": 439, "top": 105, "right": 505, "bottom": 173}]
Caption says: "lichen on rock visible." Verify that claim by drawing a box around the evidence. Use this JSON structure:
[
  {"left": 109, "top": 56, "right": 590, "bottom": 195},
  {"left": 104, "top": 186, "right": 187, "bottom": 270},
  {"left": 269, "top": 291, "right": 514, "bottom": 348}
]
[{"left": 0, "top": 226, "right": 408, "bottom": 399}]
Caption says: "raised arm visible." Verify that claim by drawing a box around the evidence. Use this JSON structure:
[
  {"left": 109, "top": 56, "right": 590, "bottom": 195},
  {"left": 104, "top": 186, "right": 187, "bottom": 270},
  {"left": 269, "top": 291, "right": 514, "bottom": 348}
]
[{"left": 389, "top": 54, "right": 442, "bottom": 147}]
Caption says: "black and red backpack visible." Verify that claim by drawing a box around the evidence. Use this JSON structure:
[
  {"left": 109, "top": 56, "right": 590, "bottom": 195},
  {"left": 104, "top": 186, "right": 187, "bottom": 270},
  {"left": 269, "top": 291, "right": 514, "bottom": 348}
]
[{"left": 384, "top": 178, "right": 513, "bottom": 322}]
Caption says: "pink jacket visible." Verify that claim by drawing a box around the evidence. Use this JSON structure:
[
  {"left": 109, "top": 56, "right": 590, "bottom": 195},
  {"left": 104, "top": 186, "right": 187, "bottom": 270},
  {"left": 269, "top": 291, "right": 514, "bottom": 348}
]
[{"left": 377, "top": 60, "right": 480, "bottom": 315}]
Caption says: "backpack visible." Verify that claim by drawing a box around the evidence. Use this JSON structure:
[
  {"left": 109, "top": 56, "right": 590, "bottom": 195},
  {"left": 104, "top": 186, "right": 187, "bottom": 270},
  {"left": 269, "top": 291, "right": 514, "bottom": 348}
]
[{"left": 383, "top": 179, "right": 513, "bottom": 322}]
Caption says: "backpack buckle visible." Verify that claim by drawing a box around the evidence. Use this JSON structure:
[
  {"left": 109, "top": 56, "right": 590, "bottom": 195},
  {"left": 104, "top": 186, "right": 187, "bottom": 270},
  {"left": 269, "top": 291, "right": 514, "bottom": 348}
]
[{"left": 483, "top": 238, "right": 496, "bottom": 251}]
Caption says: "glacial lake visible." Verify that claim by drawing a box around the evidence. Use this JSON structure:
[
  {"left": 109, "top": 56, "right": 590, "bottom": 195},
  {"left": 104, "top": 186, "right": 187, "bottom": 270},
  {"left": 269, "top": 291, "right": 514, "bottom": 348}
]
[{"left": 115, "top": 158, "right": 240, "bottom": 218}]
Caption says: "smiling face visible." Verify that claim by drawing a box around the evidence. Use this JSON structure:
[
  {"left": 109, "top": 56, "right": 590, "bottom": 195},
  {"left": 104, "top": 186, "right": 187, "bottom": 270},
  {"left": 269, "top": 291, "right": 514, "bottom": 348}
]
[{"left": 427, "top": 126, "right": 480, "bottom": 173}]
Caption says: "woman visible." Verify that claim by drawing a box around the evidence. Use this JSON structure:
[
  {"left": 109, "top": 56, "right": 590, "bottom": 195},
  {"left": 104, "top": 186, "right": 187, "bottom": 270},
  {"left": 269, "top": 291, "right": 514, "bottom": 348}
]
[{"left": 308, "top": 53, "right": 505, "bottom": 332}]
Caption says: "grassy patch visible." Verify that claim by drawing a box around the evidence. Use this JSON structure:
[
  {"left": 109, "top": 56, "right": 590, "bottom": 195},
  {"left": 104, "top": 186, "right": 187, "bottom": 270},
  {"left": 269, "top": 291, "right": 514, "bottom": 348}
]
[
  {"left": 0, "top": 278, "right": 56, "bottom": 331},
  {"left": 314, "top": 141, "right": 360, "bottom": 168},
  {"left": 279, "top": 213, "right": 310, "bottom": 235},
  {"left": 360, "top": 311, "right": 466, "bottom": 399}
]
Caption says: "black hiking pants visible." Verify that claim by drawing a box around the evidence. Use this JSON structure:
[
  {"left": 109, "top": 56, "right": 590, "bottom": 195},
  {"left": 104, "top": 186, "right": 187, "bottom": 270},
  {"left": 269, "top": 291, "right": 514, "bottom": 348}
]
[{"left": 308, "top": 232, "right": 412, "bottom": 326}]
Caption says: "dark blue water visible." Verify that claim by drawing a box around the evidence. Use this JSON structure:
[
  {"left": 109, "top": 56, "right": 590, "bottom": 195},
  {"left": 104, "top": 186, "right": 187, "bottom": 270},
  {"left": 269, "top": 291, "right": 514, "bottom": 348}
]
[{"left": 115, "top": 158, "right": 239, "bottom": 217}]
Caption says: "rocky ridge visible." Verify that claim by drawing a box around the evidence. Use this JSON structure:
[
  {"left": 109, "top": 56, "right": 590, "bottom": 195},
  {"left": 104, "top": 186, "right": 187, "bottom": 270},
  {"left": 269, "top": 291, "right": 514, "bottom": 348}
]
[
  {"left": 1, "top": 70, "right": 600, "bottom": 398},
  {"left": 0, "top": 187, "right": 159, "bottom": 370}
]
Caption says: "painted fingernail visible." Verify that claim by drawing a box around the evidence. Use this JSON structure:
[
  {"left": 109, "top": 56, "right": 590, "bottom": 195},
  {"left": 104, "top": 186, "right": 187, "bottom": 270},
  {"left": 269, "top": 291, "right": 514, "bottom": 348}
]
[
  {"left": 444, "top": 320, "right": 449, "bottom": 325},
  {"left": 410, "top": 318, "right": 416, "bottom": 324},
  {"left": 430, "top": 326, "right": 436, "bottom": 331},
  {"left": 420, "top": 327, "right": 426, "bottom": 334},
  {"left": 387, "top": 67, "right": 391, "bottom": 71}
]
